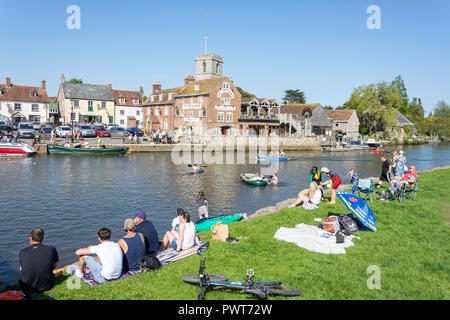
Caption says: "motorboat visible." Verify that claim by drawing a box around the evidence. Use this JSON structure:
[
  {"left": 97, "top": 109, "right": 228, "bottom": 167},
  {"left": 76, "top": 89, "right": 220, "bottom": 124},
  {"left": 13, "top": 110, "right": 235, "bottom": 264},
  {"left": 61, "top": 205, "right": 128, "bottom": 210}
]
[
  {"left": 365, "top": 138, "right": 382, "bottom": 149},
  {"left": 0, "top": 140, "right": 37, "bottom": 156}
]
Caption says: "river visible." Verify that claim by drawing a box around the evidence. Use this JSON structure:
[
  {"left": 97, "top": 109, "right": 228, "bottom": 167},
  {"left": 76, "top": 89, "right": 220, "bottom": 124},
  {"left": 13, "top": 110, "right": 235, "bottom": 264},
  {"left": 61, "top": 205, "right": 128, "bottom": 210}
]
[{"left": 0, "top": 143, "right": 449, "bottom": 284}]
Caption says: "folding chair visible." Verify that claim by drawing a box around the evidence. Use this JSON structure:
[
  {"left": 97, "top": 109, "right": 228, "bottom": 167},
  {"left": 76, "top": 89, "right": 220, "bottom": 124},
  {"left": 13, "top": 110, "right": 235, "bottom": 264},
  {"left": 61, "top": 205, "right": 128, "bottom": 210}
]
[
  {"left": 352, "top": 178, "right": 376, "bottom": 202},
  {"left": 399, "top": 178, "right": 418, "bottom": 203}
]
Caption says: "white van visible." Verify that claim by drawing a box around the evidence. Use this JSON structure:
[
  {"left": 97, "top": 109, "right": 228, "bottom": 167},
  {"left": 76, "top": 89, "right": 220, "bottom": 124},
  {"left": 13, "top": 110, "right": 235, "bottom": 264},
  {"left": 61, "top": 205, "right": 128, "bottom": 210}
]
[{"left": 17, "top": 122, "right": 36, "bottom": 139}]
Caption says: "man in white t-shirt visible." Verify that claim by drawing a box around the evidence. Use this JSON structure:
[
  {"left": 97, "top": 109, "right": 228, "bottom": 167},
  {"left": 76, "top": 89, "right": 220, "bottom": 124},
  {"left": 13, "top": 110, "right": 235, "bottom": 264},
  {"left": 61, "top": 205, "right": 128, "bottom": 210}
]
[{"left": 73, "top": 228, "right": 123, "bottom": 283}]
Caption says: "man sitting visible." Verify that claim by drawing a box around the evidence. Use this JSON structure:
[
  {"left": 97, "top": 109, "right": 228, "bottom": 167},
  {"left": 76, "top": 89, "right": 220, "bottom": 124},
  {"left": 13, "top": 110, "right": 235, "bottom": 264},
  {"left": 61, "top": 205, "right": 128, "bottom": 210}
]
[
  {"left": 73, "top": 228, "right": 123, "bottom": 284},
  {"left": 118, "top": 219, "right": 146, "bottom": 272},
  {"left": 132, "top": 210, "right": 160, "bottom": 256},
  {"left": 19, "top": 228, "right": 59, "bottom": 298}
]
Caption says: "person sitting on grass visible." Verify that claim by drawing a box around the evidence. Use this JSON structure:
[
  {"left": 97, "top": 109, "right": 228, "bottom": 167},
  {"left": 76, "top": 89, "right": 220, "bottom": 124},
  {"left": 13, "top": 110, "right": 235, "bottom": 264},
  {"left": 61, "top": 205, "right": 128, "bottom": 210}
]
[
  {"left": 73, "top": 228, "right": 123, "bottom": 283},
  {"left": 118, "top": 219, "right": 146, "bottom": 273},
  {"left": 160, "top": 211, "right": 200, "bottom": 252},
  {"left": 320, "top": 171, "right": 341, "bottom": 204},
  {"left": 132, "top": 210, "right": 160, "bottom": 256},
  {"left": 290, "top": 182, "right": 321, "bottom": 208}
]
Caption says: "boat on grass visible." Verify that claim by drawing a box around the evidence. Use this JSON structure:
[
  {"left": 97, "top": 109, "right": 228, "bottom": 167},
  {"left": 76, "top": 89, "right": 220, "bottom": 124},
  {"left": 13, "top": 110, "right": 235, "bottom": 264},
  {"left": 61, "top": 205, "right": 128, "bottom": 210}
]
[
  {"left": 240, "top": 173, "right": 268, "bottom": 186},
  {"left": 48, "top": 144, "right": 129, "bottom": 155},
  {"left": 195, "top": 213, "right": 244, "bottom": 232}
]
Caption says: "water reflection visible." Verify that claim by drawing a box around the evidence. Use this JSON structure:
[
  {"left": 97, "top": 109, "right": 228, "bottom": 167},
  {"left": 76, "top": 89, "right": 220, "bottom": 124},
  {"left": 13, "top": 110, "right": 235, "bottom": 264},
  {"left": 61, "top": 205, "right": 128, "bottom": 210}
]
[{"left": 0, "top": 144, "right": 448, "bottom": 284}]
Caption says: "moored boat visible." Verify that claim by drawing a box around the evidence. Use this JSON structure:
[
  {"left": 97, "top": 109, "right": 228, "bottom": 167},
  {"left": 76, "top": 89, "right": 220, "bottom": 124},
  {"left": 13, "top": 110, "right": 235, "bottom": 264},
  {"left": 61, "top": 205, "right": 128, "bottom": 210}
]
[
  {"left": 0, "top": 140, "right": 36, "bottom": 157},
  {"left": 48, "top": 144, "right": 129, "bottom": 155},
  {"left": 240, "top": 173, "right": 268, "bottom": 186},
  {"left": 257, "top": 155, "right": 288, "bottom": 161}
]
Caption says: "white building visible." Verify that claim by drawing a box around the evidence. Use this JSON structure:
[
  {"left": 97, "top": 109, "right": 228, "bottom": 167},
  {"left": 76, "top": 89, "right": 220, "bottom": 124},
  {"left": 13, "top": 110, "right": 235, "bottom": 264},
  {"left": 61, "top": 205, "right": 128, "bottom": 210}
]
[
  {"left": 0, "top": 77, "right": 53, "bottom": 124},
  {"left": 112, "top": 87, "right": 144, "bottom": 128}
]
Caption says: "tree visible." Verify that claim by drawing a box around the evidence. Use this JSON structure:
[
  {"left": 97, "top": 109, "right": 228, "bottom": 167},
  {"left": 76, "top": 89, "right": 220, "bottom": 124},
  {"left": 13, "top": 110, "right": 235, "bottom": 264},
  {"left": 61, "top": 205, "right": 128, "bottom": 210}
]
[
  {"left": 283, "top": 89, "right": 306, "bottom": 104},
  {"left": 423, "top": 100, "right": 450, "bottom": 138},
  {"left": 68, "top": 78, "right": 83, "bottom": 84},
  {"left": 407, "top": 97, "right": 425, "bottom": 133},
  {"left": 236, "top": 87, "right": 256, "bottom": 99},
  {"left": 433, "top": 100, "right": 450, "bottom": 118},
  {"left": 391, "top": 75, "right": 409, "bottom": 114},
  {"left": 323, "top": 105, "right": 333, "bottom": 110},
  {"left": 345, "top": 81, "right": 402, "bottom": 134}
]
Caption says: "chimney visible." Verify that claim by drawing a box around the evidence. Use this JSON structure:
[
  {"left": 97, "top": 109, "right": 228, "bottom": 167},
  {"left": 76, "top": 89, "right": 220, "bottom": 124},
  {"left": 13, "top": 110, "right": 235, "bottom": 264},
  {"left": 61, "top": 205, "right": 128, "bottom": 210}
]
[
  {"left": 184, "top": 75, "right": 194, "bottom": 86},
  {"left": 139, "top": 86, "right": 143, "bottom": 96},
  {"left": 152, "top": 81, "right": 161, "bottom": 94},
  {"left": 61, "top": 74, "right": 65, "bottom": 83},
  {"left": 41, "top": 80, "right": 46, "bottom": 90},
  {"left": 6, "top": 77, "right": 11, "bottom": 87}
]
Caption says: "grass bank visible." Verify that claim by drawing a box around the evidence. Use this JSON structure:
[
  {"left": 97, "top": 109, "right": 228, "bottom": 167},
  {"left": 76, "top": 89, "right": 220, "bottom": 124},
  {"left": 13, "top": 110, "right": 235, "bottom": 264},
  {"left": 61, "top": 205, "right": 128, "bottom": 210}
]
[{"left": 47, "top": 168, "right": 450, "bottom": 300}]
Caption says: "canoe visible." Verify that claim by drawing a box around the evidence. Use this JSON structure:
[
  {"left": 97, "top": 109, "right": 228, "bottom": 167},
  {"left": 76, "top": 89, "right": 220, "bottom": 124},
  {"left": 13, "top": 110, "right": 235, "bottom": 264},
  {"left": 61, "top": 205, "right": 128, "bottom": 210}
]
[
  {"left": 240, "top": 173, "right": 268, "bottom": 186},
  {"left": 195, "top": 214, "right": 244, "bottom": 232},
  {"left": 48, "top": 144, "right": 129, "bottom": 155},
  {"left": 257, "top": 155, "right": 288, "bottom": 161},
  {"left": 369, "top": 149, "right": 384, "bottom": 153}
]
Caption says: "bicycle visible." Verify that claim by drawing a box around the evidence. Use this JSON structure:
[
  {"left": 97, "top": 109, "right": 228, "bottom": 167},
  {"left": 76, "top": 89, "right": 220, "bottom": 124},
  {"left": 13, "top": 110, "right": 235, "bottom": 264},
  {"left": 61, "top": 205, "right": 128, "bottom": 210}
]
[{"left": 181, "top": 254, "right": 302, "bottom": 300}]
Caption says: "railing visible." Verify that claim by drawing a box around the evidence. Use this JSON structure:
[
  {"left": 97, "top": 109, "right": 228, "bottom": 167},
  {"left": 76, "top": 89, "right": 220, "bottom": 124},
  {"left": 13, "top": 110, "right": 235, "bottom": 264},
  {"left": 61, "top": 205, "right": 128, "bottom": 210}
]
[{"left": 238, "top": 114, "right": 280, "bottom": 122}]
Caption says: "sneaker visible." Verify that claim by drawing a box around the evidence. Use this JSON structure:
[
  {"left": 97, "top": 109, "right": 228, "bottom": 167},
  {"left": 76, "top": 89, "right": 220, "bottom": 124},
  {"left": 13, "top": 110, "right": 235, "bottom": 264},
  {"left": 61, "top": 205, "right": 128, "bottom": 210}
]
[{"left": 69, "top": 266, "right": 84, "bottom": 279}]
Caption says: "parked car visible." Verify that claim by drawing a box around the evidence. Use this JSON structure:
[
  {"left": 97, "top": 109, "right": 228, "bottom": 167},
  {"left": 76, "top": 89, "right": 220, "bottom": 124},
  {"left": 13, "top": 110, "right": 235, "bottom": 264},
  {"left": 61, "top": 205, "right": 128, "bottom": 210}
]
[
  {"left": 33, "top": 123, "right": 41, "bottom": 131},
  {"left": 0, "top": 125, "right": 14, "bottom": 137},
  {"left": 76, "top": 124, "right": 96, "bottom": 137},
  {"left": 56, "top": 126, "right": 72, "bottom": 137},
  {"left": 95, "top": 126, "right": 111, "bottom": 137},
  {"left": 38, "top": 127, "right": 53, "bottom": 140},
  {"left": 17, "top": 122, "right": 35, "bottom": 139},
  {"left": 42, "top": 122, "right": 57, "bottom": 129},
  {"left": 109, "top": 127, "right": 129, "bottom": 138},
  {"left": 127, "top": 127, "right": 144, "bottom": 137}
]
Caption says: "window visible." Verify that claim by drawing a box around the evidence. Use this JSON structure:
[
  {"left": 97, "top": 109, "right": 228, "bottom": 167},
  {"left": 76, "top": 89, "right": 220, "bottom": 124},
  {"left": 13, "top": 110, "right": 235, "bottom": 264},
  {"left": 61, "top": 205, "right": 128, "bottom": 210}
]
[
  {"left": 164, "top": 107, "right": 169, "bottom": 116},
  {"left": 101, "top": 101, "right": 106, "bottom": 109},
  {"left": 168, "top": 93, "right": 172, "bottom": 101},
  {"left": 109, "top": 116, "right": 113, "bottom": 124},
  {"left": 120, "top": 120, "right": 124, "bottom": 125},
  {"left": 88, "top": 100, "right": 93, "bottom": 107},
  {"left": 74, "top": 100, "right": 79, "bottom": 108},
  {"left": 29, "top": 91, "right": 37, "bottom": 97},
  {"left": 32, "top": 104, "right": 39, "bottom": 112},
  {"left": 159, "top": 94, "right": 163, "bottom": 101},
  {"left": 221, "top": 98, "right": 231, "bottom": 105},
  {"left": 222, "top": 82, "right": 229, "bottom": 89},
  {"left": 216, "top": 63, "right": 219, "bottom": 73},
  {"left": 120, "top": 110, "right": 124, "bottom": 115},
  {"left": 164, "top": 120, "right": 168, "bottom": 130},
  {"left": 29, "top": 115, "right": 40, "bottom": 122},
  {"left": 190, "top": 97, "right": 194, "bottom": 104},
  {"left": 226, "top": 112, "right": 233, "bottom": 123},
  {"left": 203, "top": 61, "right": 207, "bottom": 73},
  {"left": 195, "top": 84, "right": 200, "bottom": 91},
  {"left": 119, "top": 98, "right": 126, "bottom": 103},
  {"left": 198, "top": 110, "right": 204, "bottom": 117},
  {"left": 217, "top": 112, "right": 224, "bottom": 122},
  {"left": 133, "top": 99, "right": 140, "bottom": 104},
  {"left": 14, "top": 103, "right": 21, "bottom": 111},
  {"left": 136, "top": 110, "right": 140, "bottom": 116},
  {"left": 199, "top": 96, "right": 203, "bottom": 104}
]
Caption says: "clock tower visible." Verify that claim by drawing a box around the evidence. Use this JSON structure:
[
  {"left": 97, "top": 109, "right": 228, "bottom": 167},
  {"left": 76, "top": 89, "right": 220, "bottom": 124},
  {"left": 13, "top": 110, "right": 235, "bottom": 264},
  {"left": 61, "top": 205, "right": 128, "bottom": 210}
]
[{"left": 195, "top": 53, "right": 223, "bottom": 81}]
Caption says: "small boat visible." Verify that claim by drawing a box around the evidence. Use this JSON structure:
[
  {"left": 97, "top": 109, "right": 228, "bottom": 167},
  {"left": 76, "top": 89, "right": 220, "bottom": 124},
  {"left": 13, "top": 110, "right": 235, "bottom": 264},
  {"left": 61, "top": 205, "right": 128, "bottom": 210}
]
[
  {"left": 195, "top": 214, "right": 244, "bottom": 232},
  {"left": 257, "top": 155, "right": 288, "bottom": 161},
  {"left": 0, "top": 140, "right": 36, "bottom": 157},
  {"left": 240, "top": 173, "right": 268, "bottom": 186},
  {"left": 48, "top": 144, "right": 129, "bottom": 155},
  {"left": 365, "top": 139, "right": 382, "bottom": 149},
  {"left": 192, "top": 168, "right": 204, "bottom": 174},
  {"left": 369, "top": 149, "right": 384, "bottom": 153}
]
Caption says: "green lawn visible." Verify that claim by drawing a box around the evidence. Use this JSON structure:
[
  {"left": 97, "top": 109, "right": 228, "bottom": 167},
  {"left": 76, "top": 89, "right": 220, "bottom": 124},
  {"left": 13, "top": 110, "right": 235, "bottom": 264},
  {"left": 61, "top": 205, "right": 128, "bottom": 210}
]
[{"left": 46, "top": 168, "right": 450, "bottom": 300}]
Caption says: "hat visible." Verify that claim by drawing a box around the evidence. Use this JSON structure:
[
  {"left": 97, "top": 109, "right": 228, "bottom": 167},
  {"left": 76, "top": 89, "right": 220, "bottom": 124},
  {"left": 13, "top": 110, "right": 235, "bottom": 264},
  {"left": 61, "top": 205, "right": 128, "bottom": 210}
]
[
  {"left": 321, "top": 167, "right": 330, "bottom": 173},
  {"left": 123, "top": 218, "right": 136, "bottom": 230},
  {"left": 131, "top": 210, "right": 146, "bottom": 219}
]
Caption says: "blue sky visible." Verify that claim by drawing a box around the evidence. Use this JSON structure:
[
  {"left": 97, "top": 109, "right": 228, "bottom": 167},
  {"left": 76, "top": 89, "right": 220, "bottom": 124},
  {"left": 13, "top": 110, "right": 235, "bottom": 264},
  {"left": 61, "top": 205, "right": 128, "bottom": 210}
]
[{"left": 0, "top": 0, "right": 449, "bottom": 114}]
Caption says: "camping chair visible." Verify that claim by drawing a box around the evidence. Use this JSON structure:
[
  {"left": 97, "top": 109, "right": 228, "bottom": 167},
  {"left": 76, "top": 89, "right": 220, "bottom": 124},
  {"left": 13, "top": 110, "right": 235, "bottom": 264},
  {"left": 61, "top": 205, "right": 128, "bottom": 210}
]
[
  {"left": 352, "top": 178, "right": 376, "bottom": 202},
  {"left": 399, "top": 178, "right": 418, "bottom": 203}
]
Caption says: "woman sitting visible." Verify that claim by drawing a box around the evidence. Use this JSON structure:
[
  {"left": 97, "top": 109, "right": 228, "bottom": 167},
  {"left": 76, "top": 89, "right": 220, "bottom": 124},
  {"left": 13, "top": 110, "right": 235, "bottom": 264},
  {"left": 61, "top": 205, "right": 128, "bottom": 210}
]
[
  {"left": 289, "top": 182, "right": 322, "bottom": 209},
  {"left": 160, "top": 211, "right": 200, "bottom": 252}
]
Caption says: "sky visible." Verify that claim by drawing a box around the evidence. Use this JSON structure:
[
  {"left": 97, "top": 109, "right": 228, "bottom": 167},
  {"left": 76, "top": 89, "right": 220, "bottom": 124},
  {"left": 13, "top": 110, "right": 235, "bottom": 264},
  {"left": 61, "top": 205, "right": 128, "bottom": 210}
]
[{"left": 0, "top": 0, "right": 449, "bottom": 114}]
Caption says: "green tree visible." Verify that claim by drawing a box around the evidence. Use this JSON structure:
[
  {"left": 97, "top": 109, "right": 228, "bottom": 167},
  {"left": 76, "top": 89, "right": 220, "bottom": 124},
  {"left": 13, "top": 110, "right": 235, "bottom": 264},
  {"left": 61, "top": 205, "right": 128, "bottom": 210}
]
[
  {"left": 236, "top": 87, "right": 256, "bottom": 99},
  {"left": 283, "top": 89, "right": 306, "bottom": 104},
  {"left": 407, "top": 97, "right": 425, "bottom": 133},
  {"left": 345, "top": 81, "right": 402, "bottom": 134},
  {"left": 68, "top": 78, "right": 83, "bottom": 84},
  {"left": 323, "top": 105, "right": 333, "bottom": 110},
  {"left": 391, "top": 75, "right": 409, "bottom": 114}
]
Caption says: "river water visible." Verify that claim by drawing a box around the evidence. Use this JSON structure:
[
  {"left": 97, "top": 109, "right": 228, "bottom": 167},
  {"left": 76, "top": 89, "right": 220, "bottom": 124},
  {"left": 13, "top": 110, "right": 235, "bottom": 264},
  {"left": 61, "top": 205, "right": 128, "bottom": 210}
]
[{"left": 0, "top": 143, "right": 449, "bottom": 284}]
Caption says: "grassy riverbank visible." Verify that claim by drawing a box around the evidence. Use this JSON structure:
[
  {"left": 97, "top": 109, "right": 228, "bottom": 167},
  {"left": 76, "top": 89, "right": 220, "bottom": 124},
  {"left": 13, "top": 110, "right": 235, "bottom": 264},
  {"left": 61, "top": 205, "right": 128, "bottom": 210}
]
[{"left": 45, "top": 168, "right": 449, "bottom": 300}]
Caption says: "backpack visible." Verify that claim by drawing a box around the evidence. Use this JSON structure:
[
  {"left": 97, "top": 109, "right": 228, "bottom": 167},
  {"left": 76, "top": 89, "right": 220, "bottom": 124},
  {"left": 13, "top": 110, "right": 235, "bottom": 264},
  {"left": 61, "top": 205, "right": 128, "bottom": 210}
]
[
  {"left": 338, "top": 214, "right": 359, "bottom": 234},
  {"left": 139, "top": 255, "right": 162, "bottom": 273}
]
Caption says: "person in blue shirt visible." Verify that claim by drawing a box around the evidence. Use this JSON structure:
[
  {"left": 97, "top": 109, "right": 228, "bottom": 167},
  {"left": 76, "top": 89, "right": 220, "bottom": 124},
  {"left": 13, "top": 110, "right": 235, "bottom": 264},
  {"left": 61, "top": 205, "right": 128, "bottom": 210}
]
[{"left": 131, "top": 210, "right": 160, "bottom": 256}]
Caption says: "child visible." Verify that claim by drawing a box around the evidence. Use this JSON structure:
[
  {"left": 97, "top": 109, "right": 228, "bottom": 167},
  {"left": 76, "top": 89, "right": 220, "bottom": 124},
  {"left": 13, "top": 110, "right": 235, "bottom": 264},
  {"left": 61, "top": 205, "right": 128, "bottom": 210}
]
[{"left": 196, "top": 192, "right": 209, "bottom": 219}]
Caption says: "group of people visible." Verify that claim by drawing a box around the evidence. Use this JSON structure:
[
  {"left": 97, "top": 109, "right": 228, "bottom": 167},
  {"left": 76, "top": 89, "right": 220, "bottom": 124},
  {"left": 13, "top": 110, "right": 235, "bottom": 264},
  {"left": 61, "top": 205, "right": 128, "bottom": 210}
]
[
  {"left": 151, "top": 129, "right": 175, "bottom": 144},
  {"left": 290, "top": 166, "right": 342, "bottom": 209},
  {"left": 379, "top": 150, "right": 418, "bottom": 193},
  {"left": 249, "top": 172, "right": 279, "bottom": 185}
]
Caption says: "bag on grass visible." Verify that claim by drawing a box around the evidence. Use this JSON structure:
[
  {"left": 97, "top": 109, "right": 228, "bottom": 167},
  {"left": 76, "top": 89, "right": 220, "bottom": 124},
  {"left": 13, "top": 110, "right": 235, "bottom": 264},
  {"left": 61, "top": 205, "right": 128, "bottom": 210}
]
[
  {"left": 211, "top": 223, "right": 229, "bottom": 242},
  {"left": 139, "top": 255, "right": 161, "bottom": 273},
  {"left": 338, "top": 214, "right": 359, "bottom": 234},
  {"left": 321, "top": 216, "right": 340, "bottom": 235}
]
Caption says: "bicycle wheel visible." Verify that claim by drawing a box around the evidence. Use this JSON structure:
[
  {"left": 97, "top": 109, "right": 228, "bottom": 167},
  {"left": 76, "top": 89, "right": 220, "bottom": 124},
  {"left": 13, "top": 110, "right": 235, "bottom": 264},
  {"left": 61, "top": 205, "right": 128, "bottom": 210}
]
[
  {"left": 182, "top": 274, "right": 228, "bottom": 284},
  {"left": 264, "top": 284, "right": 302, "bottom": 296}
]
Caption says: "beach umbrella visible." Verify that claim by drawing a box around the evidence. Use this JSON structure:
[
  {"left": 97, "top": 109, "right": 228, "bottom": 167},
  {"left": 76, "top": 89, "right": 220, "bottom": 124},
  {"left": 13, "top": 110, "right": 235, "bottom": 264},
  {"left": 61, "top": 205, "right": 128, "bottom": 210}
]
[{"left": 337, "top": 192, "right": 377, "bottom": 232}]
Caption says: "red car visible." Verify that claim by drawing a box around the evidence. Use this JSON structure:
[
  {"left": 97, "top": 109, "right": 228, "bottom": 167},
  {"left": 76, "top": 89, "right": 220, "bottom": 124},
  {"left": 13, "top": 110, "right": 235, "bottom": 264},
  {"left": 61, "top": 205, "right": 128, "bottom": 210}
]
[{"left": 95, "top": 126, "right": 111, "bottom": 137}]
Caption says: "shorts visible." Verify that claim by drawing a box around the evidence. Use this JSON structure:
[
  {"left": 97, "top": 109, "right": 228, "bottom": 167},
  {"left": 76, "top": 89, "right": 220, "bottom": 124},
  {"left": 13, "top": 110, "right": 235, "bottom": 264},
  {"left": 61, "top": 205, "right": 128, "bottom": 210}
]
[
  {"left": 85, "top": 256, "right": 114, "bottom": 284},
  {"left": 171, "top": 238, "right": 178, "bottom": 251},
  {"left": 199, "top": 206, "right": 208, "bottom": 217}
]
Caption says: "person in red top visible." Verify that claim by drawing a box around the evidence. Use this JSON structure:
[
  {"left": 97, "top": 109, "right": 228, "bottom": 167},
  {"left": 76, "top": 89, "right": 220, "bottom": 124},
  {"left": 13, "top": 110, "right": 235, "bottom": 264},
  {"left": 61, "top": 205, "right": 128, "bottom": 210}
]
[
  {"left": 320, "top": 171, "right": 341, "bottom": 204},
  {"left": 401, "top": 165, "right": 417, "bottom": 187}
]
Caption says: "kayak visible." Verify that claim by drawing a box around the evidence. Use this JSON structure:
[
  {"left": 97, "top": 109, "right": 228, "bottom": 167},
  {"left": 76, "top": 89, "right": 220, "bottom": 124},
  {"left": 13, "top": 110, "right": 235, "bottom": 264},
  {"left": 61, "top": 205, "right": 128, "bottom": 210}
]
[
  {"left": 195, "top": 214, "right": 244, "bottom": 232},
  {"left": 257, "top": 155, "right": 288, "bottom": 161},
  {"left": 240, "top": 173, "right": 268, "bottom": 186},
  {"left": 192, "top": 168, "right": 204, "bottom": 174}
]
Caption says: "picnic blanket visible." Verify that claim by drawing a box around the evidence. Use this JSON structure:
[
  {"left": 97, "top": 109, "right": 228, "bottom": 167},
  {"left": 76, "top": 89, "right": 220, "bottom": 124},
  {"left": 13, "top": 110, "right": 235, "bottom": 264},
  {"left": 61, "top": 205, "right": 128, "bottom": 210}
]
[
  {"left": 80, "top": 242, "right": 208, "bottom": 287},
  {"left": 274, "top": 223, "right": 360, "bottom": 255}
]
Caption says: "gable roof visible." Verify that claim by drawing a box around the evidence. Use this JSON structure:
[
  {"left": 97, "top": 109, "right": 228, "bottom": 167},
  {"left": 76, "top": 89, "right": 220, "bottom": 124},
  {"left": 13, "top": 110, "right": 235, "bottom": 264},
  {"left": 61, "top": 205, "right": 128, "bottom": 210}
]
[
  {"left": 61, "top": 82, "right": 115, "bottom": 101},
  {"left": 397, "top": 112, "right": 415, "bottom": 126},
  {"left": 280, "top": 103, "right": 320, "bottom": 115},
  {"left": 280, "top": 103, "right": 334, "bottom": 127},
  {"left": 326, "top": 109, "right": 356, "bottom": 122},
  {"left": 176, "top": 77, "right": 229, "bottom": 96},
  {"left": 143, "top": 88, "right": 183, "bottom": 106},
  {"left": 112, "top": 89, "right": 143, "bottom": 107},
  {"left": 0, "top": 83, "right": 49, "bottom": 103}
]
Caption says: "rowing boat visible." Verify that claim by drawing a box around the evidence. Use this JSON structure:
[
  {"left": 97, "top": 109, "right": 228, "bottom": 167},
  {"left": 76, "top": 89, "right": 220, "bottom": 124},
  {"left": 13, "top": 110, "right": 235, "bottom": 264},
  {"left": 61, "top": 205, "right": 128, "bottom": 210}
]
[{"left": 48, "top": 144, "right": 129, "bottom": 155}]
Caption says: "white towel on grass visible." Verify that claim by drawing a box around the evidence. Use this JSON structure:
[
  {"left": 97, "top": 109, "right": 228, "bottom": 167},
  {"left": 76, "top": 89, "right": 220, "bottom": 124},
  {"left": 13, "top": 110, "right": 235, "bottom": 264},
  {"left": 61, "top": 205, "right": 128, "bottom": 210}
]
[{"left": 274, "top": 223, "right": 360, "bottom": 255}]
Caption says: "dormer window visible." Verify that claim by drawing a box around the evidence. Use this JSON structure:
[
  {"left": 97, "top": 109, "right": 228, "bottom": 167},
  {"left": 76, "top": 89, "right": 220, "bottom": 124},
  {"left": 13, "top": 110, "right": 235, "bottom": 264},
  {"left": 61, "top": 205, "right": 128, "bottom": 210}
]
[
  {"left": 195, "top": 84, "right": 200, "bottom": 91},
  {"left": 119, "top": 98, "right": 126, "bottom": 104},
  {"left": 29, "top": 91, "right": 37, "bottom": 97},
  {"left": 132, "top": 99, "right": 140, "bottom": 104}
]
